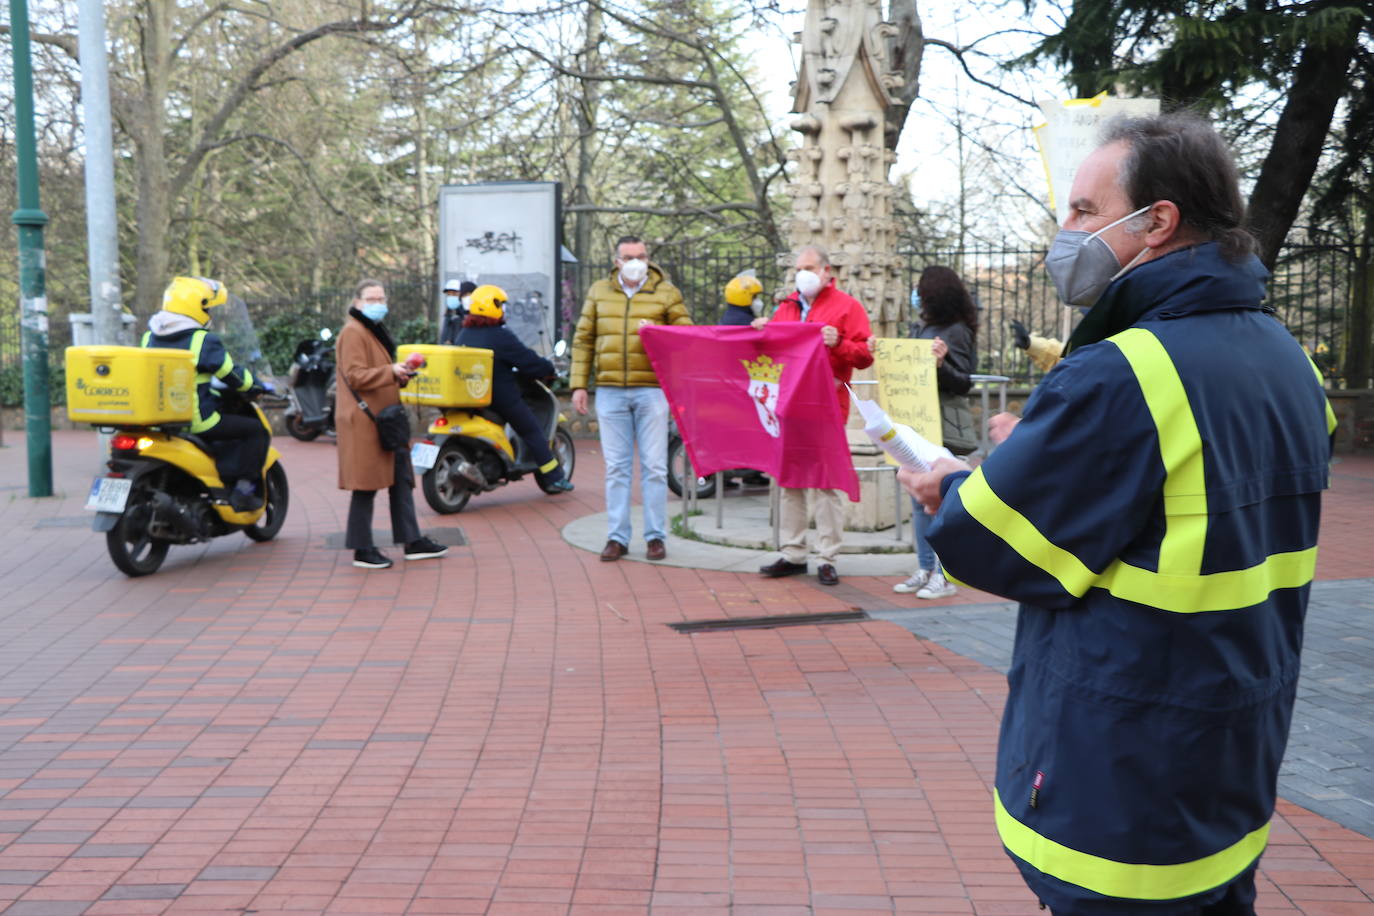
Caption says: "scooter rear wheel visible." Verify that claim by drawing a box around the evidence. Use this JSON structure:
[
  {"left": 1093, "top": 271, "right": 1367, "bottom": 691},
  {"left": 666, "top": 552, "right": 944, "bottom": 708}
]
[
  {"left": 286, "top": 413, "right": 323, "bottom": 442},
  {"left": 244, "top": 463, "right": 290, "bottom": 542},
  {"left": 553, "top": 428, "right": 575, "bottom": 480},
  {"left": 422, "top": 442, "right": 474, "bottom": 514},
  {"left": 106, "top": 492, "right": 170, "bottom": 577}
]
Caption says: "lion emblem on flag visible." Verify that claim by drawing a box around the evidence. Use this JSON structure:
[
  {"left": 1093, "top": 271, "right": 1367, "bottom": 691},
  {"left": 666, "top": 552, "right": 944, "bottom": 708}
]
[{"left": 741, "top": 355, "right": 784, "bottom": 438}]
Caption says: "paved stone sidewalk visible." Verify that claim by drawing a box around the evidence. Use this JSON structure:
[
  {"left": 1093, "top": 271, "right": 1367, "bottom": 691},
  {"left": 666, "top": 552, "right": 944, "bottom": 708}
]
[{"left": 0, "top": 432, "right": 1367, "bottom": 915}]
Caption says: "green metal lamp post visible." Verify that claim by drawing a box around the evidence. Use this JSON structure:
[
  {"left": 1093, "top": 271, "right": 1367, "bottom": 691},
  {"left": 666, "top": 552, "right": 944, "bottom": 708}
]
[{"left": 7, "top": 0, "right": 53, "bottom": 497}]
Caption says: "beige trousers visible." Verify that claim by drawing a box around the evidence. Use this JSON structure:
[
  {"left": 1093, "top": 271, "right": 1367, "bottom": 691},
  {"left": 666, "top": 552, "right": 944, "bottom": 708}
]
[{"left": 778, "top": 486, "right": 845, "bottom": 565}]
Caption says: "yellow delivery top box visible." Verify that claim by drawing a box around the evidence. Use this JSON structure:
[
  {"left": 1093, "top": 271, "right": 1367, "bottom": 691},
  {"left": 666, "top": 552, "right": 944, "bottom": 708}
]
[
  {"left": 397, "top": 344, "right": 494, "bottom": 407},
  {"left": 65, "top": 345, "right": 197, "bottom": 426}
]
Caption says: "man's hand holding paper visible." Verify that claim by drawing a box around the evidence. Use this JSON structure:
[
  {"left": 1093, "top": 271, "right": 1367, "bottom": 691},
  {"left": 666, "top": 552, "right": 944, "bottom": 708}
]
[{"left": 898, "top": 457, "right": 971, "bottom": 516}]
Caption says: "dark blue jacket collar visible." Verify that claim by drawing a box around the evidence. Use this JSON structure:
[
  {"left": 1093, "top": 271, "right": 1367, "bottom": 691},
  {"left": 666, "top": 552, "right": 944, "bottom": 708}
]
[{"left": 1066, "top": 242, "right": 1270, "bottom": 353}]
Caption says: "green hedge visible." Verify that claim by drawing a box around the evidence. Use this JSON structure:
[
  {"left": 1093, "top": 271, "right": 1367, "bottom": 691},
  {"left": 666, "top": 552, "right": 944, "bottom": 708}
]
[{"left": 0, "top": 362, "right": 66, "bottom": 407}]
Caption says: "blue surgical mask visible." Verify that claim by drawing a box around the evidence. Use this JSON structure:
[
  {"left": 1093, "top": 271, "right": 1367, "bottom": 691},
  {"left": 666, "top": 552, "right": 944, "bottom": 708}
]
[
  {"left": 360, "top": 302, "right": 388, "bottom": 323},
  {"left": 445, "top": 295, "right": 461, "bottom": 310}
]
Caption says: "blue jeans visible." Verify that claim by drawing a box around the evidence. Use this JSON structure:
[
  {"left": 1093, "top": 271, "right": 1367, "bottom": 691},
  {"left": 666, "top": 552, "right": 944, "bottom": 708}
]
[
  {"left": 595, "top": 386, "right": 669, "bottom": 545},
  {"left": 912, "top": 496, "right": 941, "bottom": 573}
]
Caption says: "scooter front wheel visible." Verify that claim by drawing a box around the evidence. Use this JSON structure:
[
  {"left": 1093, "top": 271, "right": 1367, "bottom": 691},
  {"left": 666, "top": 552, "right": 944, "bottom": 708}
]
[
  {"left": 106, "top": 493, "right": 169, "bottom": 576},
  {"left": 244, "top": 463, "right": 290, "bottom": 542},
  {"left": 422, "top": 443, "right": 474, "bottom": 514},
  {"left": 667, "top": 435, "right": 715, "bottom": 499}
]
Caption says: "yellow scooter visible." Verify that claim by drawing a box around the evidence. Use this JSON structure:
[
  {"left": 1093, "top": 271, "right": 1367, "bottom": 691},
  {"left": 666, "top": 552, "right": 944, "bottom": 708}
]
[
  {"left": 399, "top": 343, "right": 574, "bottom": 514},
  {"left": 68, "top": 346, "right": 289, "bottom": 577}
]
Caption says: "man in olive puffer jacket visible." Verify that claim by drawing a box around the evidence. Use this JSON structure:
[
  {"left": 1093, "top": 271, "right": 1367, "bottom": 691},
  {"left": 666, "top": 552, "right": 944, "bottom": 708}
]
[{"left": 570, "top": 235, "right": 692, "bottom": 562}]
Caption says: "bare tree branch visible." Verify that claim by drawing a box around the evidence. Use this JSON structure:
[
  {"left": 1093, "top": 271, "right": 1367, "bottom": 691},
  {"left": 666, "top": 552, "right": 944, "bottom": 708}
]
[{"left": 925, "top": 37, "right": 1039, "bottom": 110}]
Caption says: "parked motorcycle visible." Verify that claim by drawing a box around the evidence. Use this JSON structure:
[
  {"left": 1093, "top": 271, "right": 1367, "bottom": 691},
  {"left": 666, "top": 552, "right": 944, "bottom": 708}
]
[
  {"left": 284, "top": 328, "right": 335, "bottom": 441},
  {"left": 403, "top": 341, "right": 576, "bottom": 514},
  {"left": 67, "top": 298, "right": 289, "bottom": 577}
]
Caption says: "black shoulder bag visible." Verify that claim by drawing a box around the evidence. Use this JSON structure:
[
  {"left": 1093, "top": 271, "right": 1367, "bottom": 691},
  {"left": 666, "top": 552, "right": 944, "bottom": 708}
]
[{"left": 341, "top": 376, "right": 410, "bottom": 452}]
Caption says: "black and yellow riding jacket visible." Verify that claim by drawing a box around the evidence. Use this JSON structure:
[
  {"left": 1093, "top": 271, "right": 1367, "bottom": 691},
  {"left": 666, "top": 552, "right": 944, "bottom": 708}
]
[
  {"left": 929, "top": 243, "right": 1336, "bottom": 912},
  {"left": 142, "top": 320, "right": 255, "bottom": 434}
]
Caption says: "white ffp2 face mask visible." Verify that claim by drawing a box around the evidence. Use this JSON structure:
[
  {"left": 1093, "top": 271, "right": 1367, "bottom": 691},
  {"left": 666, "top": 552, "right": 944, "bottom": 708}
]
[
  {"left": 795, "top": 269, "right": 823, "bottom": 299},
  {"left": 620, "top": 259, "right": 648, "bottom": 285}
]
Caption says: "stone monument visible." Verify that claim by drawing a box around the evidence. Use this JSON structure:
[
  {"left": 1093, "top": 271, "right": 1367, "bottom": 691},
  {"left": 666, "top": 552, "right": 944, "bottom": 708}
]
[{"left": 785, "top": 0, "right": 920, "bottom": 340}]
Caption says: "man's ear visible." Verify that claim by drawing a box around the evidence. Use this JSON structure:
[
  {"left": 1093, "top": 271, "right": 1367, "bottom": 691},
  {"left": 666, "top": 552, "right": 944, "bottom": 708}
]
[{"left": 1145, "top": 200, "right": 1183, "bottom": 248}]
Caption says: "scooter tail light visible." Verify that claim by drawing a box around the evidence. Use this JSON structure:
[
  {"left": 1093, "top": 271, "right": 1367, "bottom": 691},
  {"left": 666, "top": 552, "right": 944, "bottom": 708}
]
[
  {"left": 110, "top": 434, "right": 139, "bottom": 451},
  {"left": 434, "top": 417, "right": 448, "bottom": 427}
]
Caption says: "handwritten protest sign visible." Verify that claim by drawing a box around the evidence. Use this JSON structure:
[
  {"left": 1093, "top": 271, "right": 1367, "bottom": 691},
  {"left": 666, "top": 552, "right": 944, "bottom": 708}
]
[
  {"left": 870, "top": 338, "right": 941, "bottom": 463},
  {"left": 1034, "top": 93, "right": 1160, "bottom": 225}
]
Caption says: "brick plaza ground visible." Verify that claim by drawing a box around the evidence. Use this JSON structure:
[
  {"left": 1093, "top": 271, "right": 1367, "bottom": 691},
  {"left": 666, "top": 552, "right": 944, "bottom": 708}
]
[{"left": 0, "top": 430, "right": 1370, "bottom": 915}]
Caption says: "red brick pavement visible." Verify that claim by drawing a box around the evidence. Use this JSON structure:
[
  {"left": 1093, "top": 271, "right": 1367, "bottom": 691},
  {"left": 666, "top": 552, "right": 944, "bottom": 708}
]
[{"left": 0, "top": 432, "right": 1368, "bottom": 915}]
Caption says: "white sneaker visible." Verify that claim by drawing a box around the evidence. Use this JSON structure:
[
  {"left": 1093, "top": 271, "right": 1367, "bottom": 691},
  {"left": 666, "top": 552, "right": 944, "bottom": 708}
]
[
  {"left": 916, "top": 573, "right": 957, "bottom": 600},
  {"left": 893, "top": 569, "right": 931, "bottom": 594}
]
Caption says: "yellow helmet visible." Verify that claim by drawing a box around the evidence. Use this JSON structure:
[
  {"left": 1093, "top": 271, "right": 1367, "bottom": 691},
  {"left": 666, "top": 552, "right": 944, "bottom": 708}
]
[
  {"left": 162, "top": 276, "right": 227, "bottom": 325},
  {"left": 725, "top": 274, "right": 763, "bottom": 307},
  {"left": 469, "top": 284, "right": 507, "bottom": 320}
]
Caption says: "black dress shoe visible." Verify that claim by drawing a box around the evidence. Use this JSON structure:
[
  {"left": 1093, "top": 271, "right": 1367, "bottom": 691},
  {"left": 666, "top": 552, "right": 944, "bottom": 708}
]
[
  {"left": 759, "top": 558, "right": 808, "bottom": 578},
  {"left": 817, "top": 563, "right": 839, "bottom": 586}
]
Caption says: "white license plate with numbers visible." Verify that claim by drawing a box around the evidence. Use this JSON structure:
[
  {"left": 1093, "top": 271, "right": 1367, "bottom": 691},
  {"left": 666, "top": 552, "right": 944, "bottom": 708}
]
[
  {"left": 85, "top": 477, "right": 131, "bottom": 513},
  {"left": 411, "top": 442, "right": 440, "bottom": 471}
]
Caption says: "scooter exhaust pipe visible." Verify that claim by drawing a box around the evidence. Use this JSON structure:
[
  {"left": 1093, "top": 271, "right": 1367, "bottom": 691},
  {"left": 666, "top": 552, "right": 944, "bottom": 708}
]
[{"left": 454, "top": 459, "right": 486, "bottom": 488}]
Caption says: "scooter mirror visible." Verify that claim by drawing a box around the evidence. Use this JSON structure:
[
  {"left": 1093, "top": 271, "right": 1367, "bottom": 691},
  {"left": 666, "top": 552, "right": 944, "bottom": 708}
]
[
  {"left": 320, "top": 328, "right": 333, "bottom": 341},
  {"left": 553, "top": 339, "right": 568, "bottom": 358}
]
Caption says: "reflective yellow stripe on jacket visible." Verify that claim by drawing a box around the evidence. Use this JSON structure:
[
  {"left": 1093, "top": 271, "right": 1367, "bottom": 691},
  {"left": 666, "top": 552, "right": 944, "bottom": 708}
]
[
  {"left": 954, "top": 328, "right": 1318, "bottom": 614},
  {"left": 994, "top": 791, "right": 1269, "bottom": 900}
]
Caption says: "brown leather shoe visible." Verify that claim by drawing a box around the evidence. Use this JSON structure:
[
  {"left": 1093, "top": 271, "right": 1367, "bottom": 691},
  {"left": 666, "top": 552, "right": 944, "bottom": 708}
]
[
  {"left": 760, "top": 557, "right": 808, "bottom": 578},
  {"left": 817, "top": 563, "right": 840, "bottom": 586},
  {"left": 600, "top": 540, "right": 628, "bottom": 562},
  {"left": 646, "top": 538, "right": 667, "bottom": 561}
]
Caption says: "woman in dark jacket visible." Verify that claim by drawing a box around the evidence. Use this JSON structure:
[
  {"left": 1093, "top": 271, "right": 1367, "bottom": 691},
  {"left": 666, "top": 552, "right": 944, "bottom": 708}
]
[
  {"left": 894, "top": 265, "right": 978, "bottom": 599},
  {"left": 455, "top": 285, "right": 573, "bottom": 494}
]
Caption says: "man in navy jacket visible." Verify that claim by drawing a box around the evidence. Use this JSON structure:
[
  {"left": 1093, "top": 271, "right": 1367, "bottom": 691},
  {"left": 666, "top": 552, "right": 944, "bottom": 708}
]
[{"left": 904, "top": 114, "right": 1335, "bottom": 913}]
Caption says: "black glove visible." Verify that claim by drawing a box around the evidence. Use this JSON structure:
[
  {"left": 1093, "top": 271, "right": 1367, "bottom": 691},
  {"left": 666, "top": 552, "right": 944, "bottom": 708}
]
[{"left": 1009, "top": 319, "right": 1031, "bottom": 351}]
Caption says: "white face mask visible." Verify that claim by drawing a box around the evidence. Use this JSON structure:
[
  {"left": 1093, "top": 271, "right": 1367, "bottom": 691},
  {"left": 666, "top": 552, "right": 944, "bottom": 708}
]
[
  {"left": 795, "top": 269, "right": 823, "bottom": 300},
  {"left": 620, "top": 258, "right": 648, "bottom": 285}
]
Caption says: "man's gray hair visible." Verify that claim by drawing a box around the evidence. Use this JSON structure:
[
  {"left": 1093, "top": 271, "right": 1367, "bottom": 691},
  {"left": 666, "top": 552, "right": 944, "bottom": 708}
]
[
  {"left": 795, "top": 243, "right": 831, "bottom": 266},
  {"left": 1099, "top": 113, "right": 1255, "bottom": 260}
]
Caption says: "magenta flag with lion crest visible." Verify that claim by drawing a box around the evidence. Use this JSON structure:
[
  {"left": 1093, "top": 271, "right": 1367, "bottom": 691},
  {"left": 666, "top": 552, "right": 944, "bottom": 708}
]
[{"left": 639, "top": 323, "right": 860, "bottom": 501}]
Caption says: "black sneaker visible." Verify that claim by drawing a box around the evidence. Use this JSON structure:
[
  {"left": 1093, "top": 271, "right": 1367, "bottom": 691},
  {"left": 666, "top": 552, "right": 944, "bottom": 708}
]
[
  {"left": 353, "top": 548, "right": 393, "bottom": 569},
  {"left": 404, "top": 536, "right": 448, "bottom": 560}
]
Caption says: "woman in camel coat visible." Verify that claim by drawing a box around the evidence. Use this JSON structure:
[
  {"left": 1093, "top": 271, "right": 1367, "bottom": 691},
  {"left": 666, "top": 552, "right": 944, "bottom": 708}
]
[{"left": 336, "top": 278, "right": 446, "bottom": 569}]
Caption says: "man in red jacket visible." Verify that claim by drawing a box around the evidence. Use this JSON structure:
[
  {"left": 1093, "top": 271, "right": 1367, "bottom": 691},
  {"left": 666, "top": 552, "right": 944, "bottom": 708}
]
[{"left": 754, "top": 244, "right": 873, "bottom": 585}]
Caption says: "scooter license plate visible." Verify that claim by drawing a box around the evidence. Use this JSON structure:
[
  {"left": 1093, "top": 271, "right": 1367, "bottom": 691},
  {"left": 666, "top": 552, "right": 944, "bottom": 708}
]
[
  {"left": 411, "top": 442, "right": 440, "bottom": 472},
  {"left": 85, "top": 477, "right": 131, "bottom": 513}
]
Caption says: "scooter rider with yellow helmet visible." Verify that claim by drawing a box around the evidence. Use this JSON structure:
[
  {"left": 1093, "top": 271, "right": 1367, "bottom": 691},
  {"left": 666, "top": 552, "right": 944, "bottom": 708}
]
[
  {"left": 455, "top": 285, "right": 573, "bottom": 494},
  {"left": 721, "top": 271, "right": 764, "bottom": 326},
  {"left": 142, "top": 277, "right": 271, "bottom": 510}
]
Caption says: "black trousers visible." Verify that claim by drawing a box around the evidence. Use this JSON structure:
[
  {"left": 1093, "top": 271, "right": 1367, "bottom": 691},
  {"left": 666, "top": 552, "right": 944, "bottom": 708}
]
[
  {"left": 199, "top": 413, "right": 270, "bottom": 486},
  {"left": 345, "top": 451, "right": 422, "bottom": 549},
  {"left": 501, "top": 396, "right": 565, "bottom": 485}
]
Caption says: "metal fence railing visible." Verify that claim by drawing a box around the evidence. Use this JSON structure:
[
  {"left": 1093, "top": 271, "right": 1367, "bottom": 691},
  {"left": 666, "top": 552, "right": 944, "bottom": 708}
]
[{"left": 3, "top": 243, "right": 1365, "bottom": 405}]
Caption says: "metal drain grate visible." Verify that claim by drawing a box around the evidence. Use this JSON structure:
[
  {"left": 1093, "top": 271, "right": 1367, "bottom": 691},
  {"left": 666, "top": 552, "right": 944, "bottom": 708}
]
[{"left": 668, "top": 610, "right": 869, "bottom": 633}]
